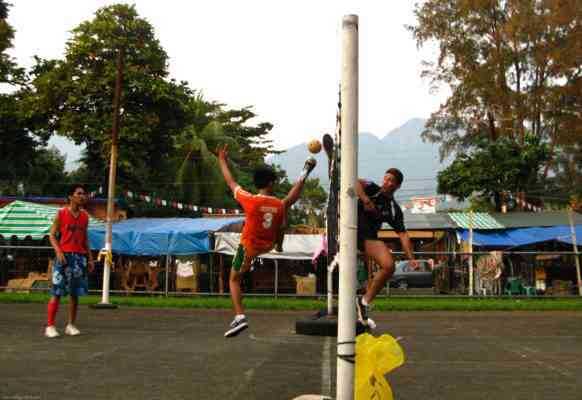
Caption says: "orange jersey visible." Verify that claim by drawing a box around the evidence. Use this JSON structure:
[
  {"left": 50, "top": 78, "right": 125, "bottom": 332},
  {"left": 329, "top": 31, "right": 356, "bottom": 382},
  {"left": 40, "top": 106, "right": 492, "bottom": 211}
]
[{"left": 235, "top": 186, "right": 286, "bottom": 255}]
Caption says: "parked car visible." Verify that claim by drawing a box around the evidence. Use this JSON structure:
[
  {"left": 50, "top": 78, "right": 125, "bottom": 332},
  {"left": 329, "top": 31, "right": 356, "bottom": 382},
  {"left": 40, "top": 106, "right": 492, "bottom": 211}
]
[{"left": 389, "top": 260, "right": 434, "bottom": 289}]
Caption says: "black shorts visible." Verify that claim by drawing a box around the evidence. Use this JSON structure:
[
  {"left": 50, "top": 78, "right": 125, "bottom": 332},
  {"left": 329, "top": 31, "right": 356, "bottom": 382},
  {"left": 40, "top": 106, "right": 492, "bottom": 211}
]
[{"left": 357, "top": 219, "right": 380, "bottom": 252}]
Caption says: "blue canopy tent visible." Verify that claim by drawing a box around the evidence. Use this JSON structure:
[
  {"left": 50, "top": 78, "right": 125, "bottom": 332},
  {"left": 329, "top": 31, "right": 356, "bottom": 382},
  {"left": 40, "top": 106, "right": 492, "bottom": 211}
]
[
  {"left": 457, "top": 225, "right": 582, "bottom": 247},
  {"left": 88, "top": 217, "right": 243, "bottom": 256}
]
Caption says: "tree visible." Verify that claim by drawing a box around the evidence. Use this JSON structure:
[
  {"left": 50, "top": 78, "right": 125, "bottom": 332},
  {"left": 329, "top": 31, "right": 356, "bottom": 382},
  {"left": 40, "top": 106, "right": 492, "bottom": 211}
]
[
  {"left": 215, "top": 106, "right": 279, "bottom": 170},
  {"left": 437, "top": 134, "right": 549, "bottom": 210},
  {"left": 26, "top": 4, "right": 192, "bottom": 189},
  {"left": 543, "top": 142, "right": 582, "bottom": 203},
  {"left": 409, "top": 1, "right": 581, "bottom": 204},
  {"left": 170, "top": 92, "right": 279, "bottom": 207},
  {"left": 273, "top": 172, "right": 327, "bottom": 227},
  {"left": 0, "top": 94, "right": 36, "bottom": 193},
  {"left": 0, "top": 0, "right": 23, "bottom": 84},
  {"left": 173, "top": 121, "right": 233, "bottom": 205},
  {"left": 24, "top": 147, "right": 68, "bottom": 196},
  {"left": 26, "top": 4, "right": 281, "bottom": 210},
  {"left": 0, "top": 1, "right": 64, "bottom": 196},
  {"left": 0, "top": 92, "right": 68, "bottom": 195},
  {"left": 292, "top": 178, "right": 327, "bottom": 227}
]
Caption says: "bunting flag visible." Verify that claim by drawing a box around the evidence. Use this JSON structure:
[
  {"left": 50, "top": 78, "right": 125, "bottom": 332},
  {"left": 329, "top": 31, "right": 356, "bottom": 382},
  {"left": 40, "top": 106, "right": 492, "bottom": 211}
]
[
  {"left": 514, "top": 195, "right": 543, "bottom": 212},
  {"left": 118, "top": 190, "right": 241, "bottom": 215}
]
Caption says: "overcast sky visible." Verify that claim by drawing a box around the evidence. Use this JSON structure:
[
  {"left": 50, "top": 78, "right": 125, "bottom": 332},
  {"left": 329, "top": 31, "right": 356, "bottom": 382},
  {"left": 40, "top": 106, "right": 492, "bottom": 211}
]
[{"left": 8, "top": 0, "right": 448, "bottom": 156}]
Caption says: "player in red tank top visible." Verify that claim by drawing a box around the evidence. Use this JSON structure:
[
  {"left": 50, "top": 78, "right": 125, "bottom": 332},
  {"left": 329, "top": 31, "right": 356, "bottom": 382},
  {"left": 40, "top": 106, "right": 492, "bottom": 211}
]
[
  {"left": 44, "top": 184, "right": 95, "bottom": 338},
  {"left": 218, "top": 144, "right": 316, "bottom": 338},
  {"left": 57, "top": 206, "right": 89, "bottom": 254}
]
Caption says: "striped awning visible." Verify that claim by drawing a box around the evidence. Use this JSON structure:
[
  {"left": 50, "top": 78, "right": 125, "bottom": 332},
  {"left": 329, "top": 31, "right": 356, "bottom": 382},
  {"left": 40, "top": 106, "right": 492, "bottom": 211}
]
[
  {"left": 0, "top": 200, "right": 103, "bottom": 240},
  {"left": 448, "top": 212, "right": 505, "bottom": 230}
]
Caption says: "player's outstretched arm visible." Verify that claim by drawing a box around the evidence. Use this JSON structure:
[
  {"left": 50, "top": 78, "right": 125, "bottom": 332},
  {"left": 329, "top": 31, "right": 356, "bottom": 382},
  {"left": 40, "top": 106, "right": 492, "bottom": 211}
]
[
  {"left": 283, "top": 180, "right": 306, "bottom": 209},
  {"left": 283, "top": 158, "right": 317, "bottom": 208},
  {"left": 356, "top": 179, "right": 375, "bottom": 212},
  {"left": 217, "top": 145, "right": 239, "bottom": 193}
]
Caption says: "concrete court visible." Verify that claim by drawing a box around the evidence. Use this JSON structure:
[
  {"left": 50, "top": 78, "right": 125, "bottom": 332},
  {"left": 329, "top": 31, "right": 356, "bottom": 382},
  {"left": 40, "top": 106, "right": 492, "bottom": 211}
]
[{"left": 0, "top": 304, "right": 581, "bottom": 400}]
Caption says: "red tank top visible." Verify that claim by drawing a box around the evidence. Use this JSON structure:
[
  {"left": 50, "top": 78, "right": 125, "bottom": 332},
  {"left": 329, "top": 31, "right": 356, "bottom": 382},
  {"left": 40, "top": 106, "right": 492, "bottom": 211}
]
[{"left": 58, "top": 207, "right": 89, "bottom": 254}]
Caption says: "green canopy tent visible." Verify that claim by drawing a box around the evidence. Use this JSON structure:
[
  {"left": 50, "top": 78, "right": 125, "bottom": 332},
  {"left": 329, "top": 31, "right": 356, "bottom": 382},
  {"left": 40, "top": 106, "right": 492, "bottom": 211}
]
[{"left": 0, "top": 200, "right": 103, "bottom": 240}]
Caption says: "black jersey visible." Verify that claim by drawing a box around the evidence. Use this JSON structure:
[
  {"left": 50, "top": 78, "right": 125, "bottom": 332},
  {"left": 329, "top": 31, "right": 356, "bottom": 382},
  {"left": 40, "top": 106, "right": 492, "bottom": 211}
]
[{"left": 358, "top": 181, "right": 406, "bottom": 242}]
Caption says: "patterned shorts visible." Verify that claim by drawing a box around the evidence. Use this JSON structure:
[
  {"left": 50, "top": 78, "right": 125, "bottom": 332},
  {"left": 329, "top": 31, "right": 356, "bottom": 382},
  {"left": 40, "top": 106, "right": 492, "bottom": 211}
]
[{"left": 50, "top": 253, "right": 89, "bottom": 297}]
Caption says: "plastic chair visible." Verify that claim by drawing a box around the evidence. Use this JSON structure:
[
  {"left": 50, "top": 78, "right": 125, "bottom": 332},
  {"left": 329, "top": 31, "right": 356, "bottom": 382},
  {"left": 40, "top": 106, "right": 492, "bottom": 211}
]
[
  {"left": 522, "top": 286, "right": 537, "bottom": 296},
  {"left": 504, "top": 278, "right": 524, "bottom": 296}
]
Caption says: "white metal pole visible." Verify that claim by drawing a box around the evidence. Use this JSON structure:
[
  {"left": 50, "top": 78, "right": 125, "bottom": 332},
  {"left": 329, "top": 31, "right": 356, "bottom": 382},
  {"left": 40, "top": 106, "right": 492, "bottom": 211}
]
[
  {"left": 101, "top": 243, "right": 112, "bottom": 303},
  {"left": 336, "top": 14, "right": 358, "bottom": 400},
  {"left": 568, "top": 209, "right": 582, "bottom": 296},
  {"left": 327, "top": 262, "right": 334, "bottom": 315},
  {"left": 469, "top": 210, "right": 474, "bottom": 296}
]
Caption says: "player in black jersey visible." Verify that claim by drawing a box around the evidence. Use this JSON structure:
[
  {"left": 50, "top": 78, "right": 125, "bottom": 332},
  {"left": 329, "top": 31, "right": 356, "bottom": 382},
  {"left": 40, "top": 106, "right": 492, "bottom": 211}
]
[{"left": 355, "top": 168, "right": 417, "bottom": 324}]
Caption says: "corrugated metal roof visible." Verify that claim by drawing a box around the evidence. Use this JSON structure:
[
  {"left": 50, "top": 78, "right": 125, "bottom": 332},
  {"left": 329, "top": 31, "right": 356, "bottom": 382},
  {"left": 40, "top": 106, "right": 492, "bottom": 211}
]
[
  {"left": 0, "top": 196, "right": 110, "bottom": 204},
  {"left": 373, "top": 211, "right": 581, "bottom": 232},
  {"left": 448, "top": 212, "right": 504, "bottom": 229},
  {"left": 492, "top": 211, "right": 582, "bottom": 228},
  {"left": 381, "top": 212, "right": 454, "bottom": 231},
  {"left": 0, "top": 200, "right": 103, "bottom": 240}
]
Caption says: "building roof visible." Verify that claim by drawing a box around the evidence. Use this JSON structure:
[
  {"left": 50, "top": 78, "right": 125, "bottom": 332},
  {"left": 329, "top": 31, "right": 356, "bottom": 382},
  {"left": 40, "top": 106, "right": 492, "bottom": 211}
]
[
  {"left": 0, "top": 200, "right": 103, "bottom": 240},
  {"left": 448, "top": 212, "right": 505, "bottom": 229},
  {"left": 380, "top": 210, "right": 582, "bottom": 231},
  {"left": 492, "top": 211, "right": 582, "bottom": 228},
  {"left": 0, "top": 196, "right": 110, "bottom": 205},
  {"left": 381, "top": 212, "right": 454, "bottom": 231}
]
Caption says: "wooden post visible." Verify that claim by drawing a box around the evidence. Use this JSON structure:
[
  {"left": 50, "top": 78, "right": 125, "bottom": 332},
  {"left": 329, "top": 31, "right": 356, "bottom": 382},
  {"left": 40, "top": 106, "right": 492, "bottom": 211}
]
[
  {"left": 164, "top": 255, "right": 170, "bottom": 297},
  {"left": 94, "top": 47, "right": 124, "bottom": 309},
  {"left": 568, "top": 208, "right": 582, "bottom": 296},
  {"left": 468, "top": 210, "right": 474, "bottom": 296}
]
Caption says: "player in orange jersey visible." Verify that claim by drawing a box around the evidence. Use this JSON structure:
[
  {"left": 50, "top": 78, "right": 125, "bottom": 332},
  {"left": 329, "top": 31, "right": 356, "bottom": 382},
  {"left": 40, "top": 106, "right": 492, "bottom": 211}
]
[{"left": 218, "top": 144, "right": 316, "bottom": 337}]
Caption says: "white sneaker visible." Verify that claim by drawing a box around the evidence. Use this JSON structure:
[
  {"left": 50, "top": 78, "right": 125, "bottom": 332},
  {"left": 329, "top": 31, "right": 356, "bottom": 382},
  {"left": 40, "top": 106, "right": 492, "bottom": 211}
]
[
  {"left": 44, "top": 325, "right": 60, "bottom": 338},
  {"left": 64, "top": 324, "right": 81, "bottom": 336},
  {"left": 224, "top": 316, "right": 248, "bottom": 338}
]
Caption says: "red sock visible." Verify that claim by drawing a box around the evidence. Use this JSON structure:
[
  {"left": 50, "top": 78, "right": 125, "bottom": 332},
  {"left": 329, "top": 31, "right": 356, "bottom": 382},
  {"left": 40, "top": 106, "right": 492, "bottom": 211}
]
[{"left": 47, "top": 298, "right": 59, "bottom": 326}]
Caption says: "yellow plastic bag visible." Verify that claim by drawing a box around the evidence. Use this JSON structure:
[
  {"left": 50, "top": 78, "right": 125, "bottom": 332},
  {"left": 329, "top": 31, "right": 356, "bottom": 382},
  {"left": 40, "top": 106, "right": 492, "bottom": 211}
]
[{"left": 355, "top": 333, "right": 405, "bottom": 400}]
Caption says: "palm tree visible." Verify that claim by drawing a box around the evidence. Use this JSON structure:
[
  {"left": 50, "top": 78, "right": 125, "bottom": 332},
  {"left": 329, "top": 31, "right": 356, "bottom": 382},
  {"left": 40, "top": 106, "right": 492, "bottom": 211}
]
[{"left": 174, "top": 121, "right": 237, "bottom": 205}]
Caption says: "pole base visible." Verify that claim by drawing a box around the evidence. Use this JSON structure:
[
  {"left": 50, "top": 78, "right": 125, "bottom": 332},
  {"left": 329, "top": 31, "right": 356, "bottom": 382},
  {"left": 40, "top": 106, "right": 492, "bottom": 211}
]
[
  {"left": 89, "top": 303, "right": 118, "bottom": 310},
  {"left": 295, "top": 308, "right": 369, "bottom": 337}
]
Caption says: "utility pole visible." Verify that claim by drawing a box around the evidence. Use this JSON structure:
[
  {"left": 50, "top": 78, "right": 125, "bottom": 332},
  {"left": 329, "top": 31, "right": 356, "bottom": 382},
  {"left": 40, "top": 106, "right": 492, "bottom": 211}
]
[{"left": 93, "top": 47, "right": 124, "bottom": 309}]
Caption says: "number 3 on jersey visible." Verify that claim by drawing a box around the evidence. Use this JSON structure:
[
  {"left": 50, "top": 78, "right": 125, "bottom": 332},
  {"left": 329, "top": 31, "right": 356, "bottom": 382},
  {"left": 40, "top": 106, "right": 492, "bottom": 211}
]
[{"left": 262, "top": 212, "right": 273, "bottom": 229}]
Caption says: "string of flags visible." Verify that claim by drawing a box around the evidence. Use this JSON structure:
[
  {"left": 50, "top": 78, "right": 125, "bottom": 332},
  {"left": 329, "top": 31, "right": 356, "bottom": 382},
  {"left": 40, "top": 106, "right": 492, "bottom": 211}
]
[
  {"left": 89, "top": 188, "right": 241, "bottom": 215},
  {"left": 513, "top": 195, "right": 543, "bottom": 213},
  {"left": 123, "top": 190, "right": 242, "bottom": 215}
]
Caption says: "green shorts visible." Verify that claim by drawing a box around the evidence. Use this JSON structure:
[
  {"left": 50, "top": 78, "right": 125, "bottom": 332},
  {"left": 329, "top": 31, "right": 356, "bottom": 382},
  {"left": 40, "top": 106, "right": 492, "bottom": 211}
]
[{"left": 232, "top": 245, "right": 254, "bottom": 272}]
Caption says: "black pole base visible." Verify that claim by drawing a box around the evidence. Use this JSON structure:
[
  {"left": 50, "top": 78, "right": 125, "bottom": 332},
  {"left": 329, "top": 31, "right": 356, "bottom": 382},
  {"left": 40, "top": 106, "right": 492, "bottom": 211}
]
[{"left": 295, "top": 308, "right": 369, "bottom": 337}]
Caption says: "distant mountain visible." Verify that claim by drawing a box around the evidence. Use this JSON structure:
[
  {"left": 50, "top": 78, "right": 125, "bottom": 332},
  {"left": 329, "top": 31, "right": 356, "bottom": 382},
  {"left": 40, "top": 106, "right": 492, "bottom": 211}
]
[{"left": 269, "top": 118, "right": 450, "bottom": 202}]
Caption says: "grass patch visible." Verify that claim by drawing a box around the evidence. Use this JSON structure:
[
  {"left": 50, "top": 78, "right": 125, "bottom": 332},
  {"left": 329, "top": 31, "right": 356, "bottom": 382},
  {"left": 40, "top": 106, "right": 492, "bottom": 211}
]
[
  {"left": 0, "top": 292, "right": 581, "bottom": 311},
  {"left": 371, "top": 297, "right": 582, "bottom": 311}
]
